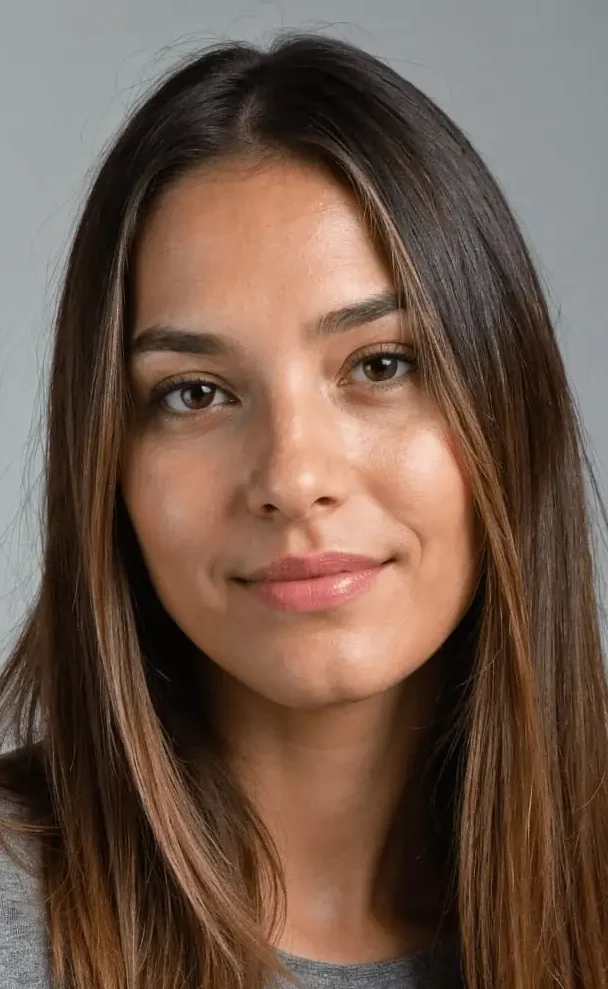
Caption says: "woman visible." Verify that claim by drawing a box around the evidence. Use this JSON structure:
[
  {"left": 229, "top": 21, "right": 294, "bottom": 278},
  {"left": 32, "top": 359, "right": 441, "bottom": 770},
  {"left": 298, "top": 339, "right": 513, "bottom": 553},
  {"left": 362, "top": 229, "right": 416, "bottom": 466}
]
[{"left": 0, "top": 31, "right": 606, "bottom": 989}]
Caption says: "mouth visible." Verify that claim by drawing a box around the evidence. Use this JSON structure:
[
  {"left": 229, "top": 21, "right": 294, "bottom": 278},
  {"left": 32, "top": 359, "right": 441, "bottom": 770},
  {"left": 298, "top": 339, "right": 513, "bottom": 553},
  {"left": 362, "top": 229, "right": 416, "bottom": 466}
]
[{"left": 233, "top": 557, "right": 395, "bottom": 613}]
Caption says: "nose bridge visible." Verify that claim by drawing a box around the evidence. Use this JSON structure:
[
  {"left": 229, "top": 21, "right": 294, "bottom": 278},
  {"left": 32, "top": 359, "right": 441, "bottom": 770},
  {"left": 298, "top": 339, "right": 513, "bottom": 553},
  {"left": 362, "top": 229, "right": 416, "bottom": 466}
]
[
  {"left": 271, "top": 373, "right": 324, "bottom": 448},
  {"left": 244, "top": 373, "right": 346, "bottom": 519}
]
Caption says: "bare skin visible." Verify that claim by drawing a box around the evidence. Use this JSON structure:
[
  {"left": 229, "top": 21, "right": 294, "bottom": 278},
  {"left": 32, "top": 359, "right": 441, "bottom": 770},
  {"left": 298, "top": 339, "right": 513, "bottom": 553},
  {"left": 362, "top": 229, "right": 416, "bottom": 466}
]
[{"left": 121, "top": 154, "right": 480, "bottom": 962}]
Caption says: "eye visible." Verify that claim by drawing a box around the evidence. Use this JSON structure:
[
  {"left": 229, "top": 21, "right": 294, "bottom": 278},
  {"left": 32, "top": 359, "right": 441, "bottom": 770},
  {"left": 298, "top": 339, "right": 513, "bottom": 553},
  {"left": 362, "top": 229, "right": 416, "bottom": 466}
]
[
  {"left": 149, "top": 377, "right": 233, "bottom": 415},
  {"left": 346, "top": 345, "right": 416, "bottom": 386}
]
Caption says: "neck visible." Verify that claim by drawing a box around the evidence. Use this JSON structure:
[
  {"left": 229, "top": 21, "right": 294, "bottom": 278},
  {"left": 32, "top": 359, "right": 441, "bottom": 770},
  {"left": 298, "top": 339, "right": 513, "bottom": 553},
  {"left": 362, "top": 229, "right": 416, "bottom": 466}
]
[{"left": 205, "top": 653, "right": 444, "bottom": 958}]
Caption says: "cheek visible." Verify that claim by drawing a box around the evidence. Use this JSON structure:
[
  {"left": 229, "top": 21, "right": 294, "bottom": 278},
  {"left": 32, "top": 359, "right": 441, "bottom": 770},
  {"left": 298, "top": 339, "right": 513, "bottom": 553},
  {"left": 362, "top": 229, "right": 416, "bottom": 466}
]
[
  {"left": 120, "top": 444, "right": 222, "bottom": 559},
  {"left": 384, "top": 424, "right": 477, "bottom": 565}
]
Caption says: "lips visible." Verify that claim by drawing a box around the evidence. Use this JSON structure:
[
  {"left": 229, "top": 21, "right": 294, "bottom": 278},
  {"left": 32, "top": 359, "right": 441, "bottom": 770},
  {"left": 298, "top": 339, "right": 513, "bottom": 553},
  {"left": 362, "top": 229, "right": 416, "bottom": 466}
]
[
  {"left": 235, "top": 553, "right": 394, "bottom": 613},
  {"left": 238, "top": 552, "right": 391, "bottom": 583}
]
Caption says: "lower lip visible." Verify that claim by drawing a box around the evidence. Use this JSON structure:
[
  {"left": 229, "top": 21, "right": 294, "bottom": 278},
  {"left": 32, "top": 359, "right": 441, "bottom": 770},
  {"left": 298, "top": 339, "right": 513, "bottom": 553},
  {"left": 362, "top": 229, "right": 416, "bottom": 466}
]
[{"left": 237, "top": 564, "right": 388, "bottom": 613}]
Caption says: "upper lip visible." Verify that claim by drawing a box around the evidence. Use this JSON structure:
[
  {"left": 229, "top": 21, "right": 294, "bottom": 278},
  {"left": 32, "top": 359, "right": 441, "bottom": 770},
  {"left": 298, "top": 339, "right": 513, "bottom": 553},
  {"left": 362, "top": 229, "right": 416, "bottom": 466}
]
[{"left": 239, "top": 552, "right": 390, "bottom": 583}]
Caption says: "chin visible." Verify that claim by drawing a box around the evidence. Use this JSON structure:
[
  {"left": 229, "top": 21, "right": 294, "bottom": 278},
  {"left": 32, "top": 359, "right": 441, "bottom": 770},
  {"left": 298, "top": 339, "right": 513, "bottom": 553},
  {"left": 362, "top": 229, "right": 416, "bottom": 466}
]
[{"left": 252, "top": 665, "right": 411, "bottom": 710}]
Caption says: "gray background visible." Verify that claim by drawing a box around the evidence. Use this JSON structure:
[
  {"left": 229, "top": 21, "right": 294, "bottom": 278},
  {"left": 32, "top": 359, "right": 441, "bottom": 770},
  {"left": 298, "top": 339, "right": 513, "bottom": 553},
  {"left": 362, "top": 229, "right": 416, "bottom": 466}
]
[{"left": 1, "top": 0, "right": 607, "bottom": 663}]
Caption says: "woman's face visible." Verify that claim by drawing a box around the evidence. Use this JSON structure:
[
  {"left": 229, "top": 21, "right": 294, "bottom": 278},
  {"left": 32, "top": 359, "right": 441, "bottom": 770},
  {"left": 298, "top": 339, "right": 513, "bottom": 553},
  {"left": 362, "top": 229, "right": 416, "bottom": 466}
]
[{"left": 121, "top": 155, "right": 480, "bottom": 708}]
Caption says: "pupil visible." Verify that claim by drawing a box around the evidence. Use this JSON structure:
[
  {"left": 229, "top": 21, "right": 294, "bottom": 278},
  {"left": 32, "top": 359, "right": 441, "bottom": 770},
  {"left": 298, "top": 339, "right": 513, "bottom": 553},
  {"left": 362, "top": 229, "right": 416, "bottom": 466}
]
[
  {"left": 367, "top": 356, "right": 396, "bottom": 381},
  {"left": 186, "top": 384, "right": 212, "bottom": 408}
]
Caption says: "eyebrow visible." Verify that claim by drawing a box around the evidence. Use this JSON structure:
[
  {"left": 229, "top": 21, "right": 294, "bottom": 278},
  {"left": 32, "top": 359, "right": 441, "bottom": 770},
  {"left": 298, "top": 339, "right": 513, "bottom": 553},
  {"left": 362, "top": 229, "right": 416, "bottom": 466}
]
[{"left": 128, "top": 289, "right": 404, "bottom": 359}]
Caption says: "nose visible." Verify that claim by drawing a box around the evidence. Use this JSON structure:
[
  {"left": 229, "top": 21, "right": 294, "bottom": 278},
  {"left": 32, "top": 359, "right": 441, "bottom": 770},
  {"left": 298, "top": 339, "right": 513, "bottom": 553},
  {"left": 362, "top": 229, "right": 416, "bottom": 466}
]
[{"left": 242, "top": 394, "right": 350, "bottom": 523}]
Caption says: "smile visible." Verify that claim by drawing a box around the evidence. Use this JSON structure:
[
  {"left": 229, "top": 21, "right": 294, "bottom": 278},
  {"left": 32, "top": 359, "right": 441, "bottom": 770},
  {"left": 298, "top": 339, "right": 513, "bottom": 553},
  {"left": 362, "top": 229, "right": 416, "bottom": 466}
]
[{"left": 234, "top": 562, "right": 391, "bottom": 613}]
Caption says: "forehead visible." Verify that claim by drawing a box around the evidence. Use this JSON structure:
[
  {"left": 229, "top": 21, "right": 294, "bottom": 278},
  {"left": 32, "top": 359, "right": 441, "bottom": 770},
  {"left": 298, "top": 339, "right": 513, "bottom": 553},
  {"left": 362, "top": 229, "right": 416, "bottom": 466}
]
[
  {"left": 140, "top": 154, "right": 363, "bottom": 247},
  {"left": 132, "top": 156, "right": 393, "bottom": 327}
]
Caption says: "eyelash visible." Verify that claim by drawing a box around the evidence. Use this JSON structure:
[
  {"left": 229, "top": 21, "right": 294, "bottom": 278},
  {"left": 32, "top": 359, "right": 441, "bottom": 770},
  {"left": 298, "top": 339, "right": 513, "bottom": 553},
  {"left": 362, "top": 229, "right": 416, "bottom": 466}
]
[{"left": 147, "top": 343, "right": 417, "bottom": 418}]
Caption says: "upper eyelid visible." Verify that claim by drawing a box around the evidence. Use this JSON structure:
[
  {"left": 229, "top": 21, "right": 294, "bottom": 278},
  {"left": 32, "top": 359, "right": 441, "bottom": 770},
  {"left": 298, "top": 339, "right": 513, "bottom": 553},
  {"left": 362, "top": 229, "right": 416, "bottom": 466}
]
[
  {"left": 152, "top": 342, "right": 414, "bottom": 383},
  {"left": 148, "top": 343, "right": 415, "bottom": 404},
  {"left": 343, "top": 341, "right": 414, "bottom": 366}
]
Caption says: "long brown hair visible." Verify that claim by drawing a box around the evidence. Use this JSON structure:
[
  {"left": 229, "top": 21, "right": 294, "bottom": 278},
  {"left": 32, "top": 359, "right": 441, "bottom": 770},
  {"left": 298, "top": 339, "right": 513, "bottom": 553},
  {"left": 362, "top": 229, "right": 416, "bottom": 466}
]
[{"left": 0, "top": 32, "right": 606, "bottom": 989}]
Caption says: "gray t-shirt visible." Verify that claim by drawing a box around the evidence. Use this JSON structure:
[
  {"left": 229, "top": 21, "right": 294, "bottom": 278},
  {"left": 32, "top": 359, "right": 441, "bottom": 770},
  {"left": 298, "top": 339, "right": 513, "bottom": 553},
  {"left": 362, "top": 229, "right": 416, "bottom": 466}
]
[
  {"left": 0, "top": 794, "right": 461, "bottom": 988},
  {"left": 272, "top": 940, "right": 462, "bottom": 988}
]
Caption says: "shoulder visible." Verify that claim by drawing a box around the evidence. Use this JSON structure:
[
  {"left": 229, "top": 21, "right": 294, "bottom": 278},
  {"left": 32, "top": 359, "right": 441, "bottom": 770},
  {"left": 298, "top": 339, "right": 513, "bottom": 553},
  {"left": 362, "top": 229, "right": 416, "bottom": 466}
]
[
  {"left": 0, "top": 787, "right": 52, "bottom": 988},
  {"left": 0, "top": 787, "right": 43, "bottom": 900}
]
